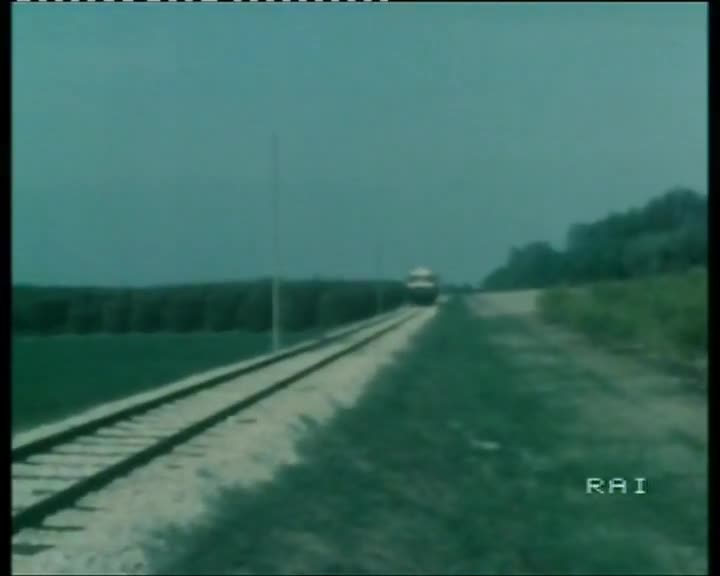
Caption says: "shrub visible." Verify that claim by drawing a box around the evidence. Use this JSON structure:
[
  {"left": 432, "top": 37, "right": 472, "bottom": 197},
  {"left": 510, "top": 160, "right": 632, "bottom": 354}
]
[{"left": 538, "top": 270, "right": 707, "bottom": 360}]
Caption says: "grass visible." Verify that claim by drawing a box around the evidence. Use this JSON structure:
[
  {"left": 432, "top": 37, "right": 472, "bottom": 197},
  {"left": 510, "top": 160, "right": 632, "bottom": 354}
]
[
  {"left": 538, "top": 268, "right": 707, "bottom": 363},
  {"left": 12, "top": 329, "right": 322, "bottom": 433},
  {"left": 146, "top": 297, "right": 706, "bottom": 575}
]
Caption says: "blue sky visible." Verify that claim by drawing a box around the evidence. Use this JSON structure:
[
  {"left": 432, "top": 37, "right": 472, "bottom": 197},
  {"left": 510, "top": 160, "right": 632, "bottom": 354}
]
[{"left": 12, "top": 2, "right": 707, "bottom": 286}]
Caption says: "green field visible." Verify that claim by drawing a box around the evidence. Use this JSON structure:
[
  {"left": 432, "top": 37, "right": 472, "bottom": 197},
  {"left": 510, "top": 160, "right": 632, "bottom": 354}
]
[
  {"left": 12, "top": 329, "right": 322, "bottom": 433},
  {"left": 146, "top": 297, "right": 706, "bottom": 575},
  {"left": 538, "top": 268, "right": 707, "bottom": 368}
]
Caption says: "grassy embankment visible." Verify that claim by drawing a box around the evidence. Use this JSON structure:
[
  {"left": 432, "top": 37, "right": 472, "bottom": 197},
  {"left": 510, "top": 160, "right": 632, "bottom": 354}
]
[
  {"left": 146, "top": 297, "right": 706, "bottom": 575},
  {"left": 12, "top": 330, "right": 320, "bottom": 433},
  {"left": 537, "top": 268, "right": 707, "bottom": 368}
]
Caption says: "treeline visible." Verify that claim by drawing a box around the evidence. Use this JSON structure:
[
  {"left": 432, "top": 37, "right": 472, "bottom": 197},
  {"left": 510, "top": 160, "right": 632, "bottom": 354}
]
[
  {"left": 483, "top": 188, "right": 707, "bottom": 290},
  {"left": 12, "top": 280, "right": 407, "bottom": 336}
]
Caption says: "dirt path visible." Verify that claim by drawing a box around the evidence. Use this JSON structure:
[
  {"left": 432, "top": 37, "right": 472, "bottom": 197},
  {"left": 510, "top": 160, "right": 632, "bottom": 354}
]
[
  {"left": 471, "top": 290, "right": 706, "bottom": 446},
  {"left": 469, "top": 289, "right": 542, "bottom": 317},
  {"left": 469, "top": 291, "right": 707, "bottom": 573}
]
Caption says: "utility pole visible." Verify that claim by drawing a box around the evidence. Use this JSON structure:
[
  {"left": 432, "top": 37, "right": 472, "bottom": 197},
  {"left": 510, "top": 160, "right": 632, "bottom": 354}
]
[
  {"left": 271, "top": 132, "right": 281, "bottom": 352},
  {"left": 375, "top": 201, "right": 384, "bottom": 316},
  {"left": 375, "top": 243, "right": 382, "bottom": 314},
  {"left": 375, "top": 241, "right": 384, "bottom": 316}
]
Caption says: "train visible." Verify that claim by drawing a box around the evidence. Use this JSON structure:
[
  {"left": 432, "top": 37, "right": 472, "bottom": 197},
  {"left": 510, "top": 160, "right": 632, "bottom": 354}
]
[{"left": 405, "top": 267, "right": 440, "bottom": 306}]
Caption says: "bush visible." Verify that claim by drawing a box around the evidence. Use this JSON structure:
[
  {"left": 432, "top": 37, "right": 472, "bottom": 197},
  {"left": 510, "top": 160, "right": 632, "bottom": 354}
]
[{"left": 537, "top": 269, "right": 707, "bottom": 360}]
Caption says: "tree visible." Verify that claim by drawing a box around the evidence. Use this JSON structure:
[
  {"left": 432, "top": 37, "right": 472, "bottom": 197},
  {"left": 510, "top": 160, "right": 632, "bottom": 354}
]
[
  {"left": 205, "top": 292, "right": 242, "bottom": 332},
  {"left": 243, "top": 282, "right": 272, "bottom": 332},
  {"left": 484, "top": 188, "right": 707, "bottom": 289},
  {"left": 316, "top": 290, "right": 346, "bottom": 327},
  {"left": 32, "top": 297, "right": 70, "bottom": 334},
  {"left": 102, "top": 294, "right": 132, "bottom": 333},
  {"left": 67, "top": 295, "right": 103, "bottom": 334},
  {"left": 164, "top": 295, "right": 205, "bottom": 332},
  {"left": 130, "top": 294, "right": 166, "bottom": 333}
]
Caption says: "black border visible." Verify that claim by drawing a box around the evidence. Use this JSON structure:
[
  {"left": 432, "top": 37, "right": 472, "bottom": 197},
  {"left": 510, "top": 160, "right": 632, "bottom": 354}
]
[{"left": 6, "top": 2, "right": 715, "bottom": 576}]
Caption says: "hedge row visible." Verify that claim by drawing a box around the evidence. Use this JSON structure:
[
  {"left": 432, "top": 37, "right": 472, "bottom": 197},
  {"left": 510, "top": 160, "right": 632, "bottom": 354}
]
[{"left": 12, "top": 280, "right": 408, "bottom": 336}]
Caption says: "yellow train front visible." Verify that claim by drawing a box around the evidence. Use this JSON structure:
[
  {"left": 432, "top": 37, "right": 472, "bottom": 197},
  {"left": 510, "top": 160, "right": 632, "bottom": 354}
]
[{"left": 405, "top": 267, "right": 440, "bottom": 306}]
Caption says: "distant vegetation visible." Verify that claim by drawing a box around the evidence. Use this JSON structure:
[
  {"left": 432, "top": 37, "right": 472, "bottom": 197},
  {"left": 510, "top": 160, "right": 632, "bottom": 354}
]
[
  {"left": 483, "top": 188, "right": 707, "bottom": 290},
  {"left": 12, "top": 280, "right": 407, "bottom": 336},
  {"left": 480, "top": 187, "right": 707, "bottom": 366}
]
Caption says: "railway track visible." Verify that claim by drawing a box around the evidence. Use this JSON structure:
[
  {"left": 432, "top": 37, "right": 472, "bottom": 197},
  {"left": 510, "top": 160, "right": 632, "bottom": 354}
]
[{"left": 12, "top": 308, "right": 416, "bottom": 538}]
